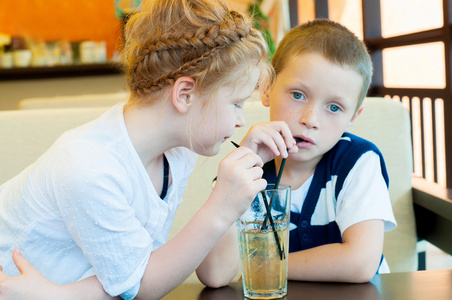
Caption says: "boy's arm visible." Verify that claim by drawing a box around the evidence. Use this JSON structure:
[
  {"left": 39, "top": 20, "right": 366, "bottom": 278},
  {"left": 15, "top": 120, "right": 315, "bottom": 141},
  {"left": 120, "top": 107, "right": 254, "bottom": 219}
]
[{"left": 288, "top": 219, "right": 384, "bottom": 283}]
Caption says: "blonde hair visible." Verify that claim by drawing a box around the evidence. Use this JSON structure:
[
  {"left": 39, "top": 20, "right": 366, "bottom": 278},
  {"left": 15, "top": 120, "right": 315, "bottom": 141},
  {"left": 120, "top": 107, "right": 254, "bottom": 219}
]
[
  {"left": 121, "top": 0, "right": 271, "bottom": 106},
  {"left": 271, "top": 19, "right": 372, "bottom": 108}
]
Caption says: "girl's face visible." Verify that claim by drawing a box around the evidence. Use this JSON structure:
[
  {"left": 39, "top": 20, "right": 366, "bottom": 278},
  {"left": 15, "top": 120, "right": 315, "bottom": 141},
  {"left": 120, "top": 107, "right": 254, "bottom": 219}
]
[
  {"left": 191, "top": 67, "right": 260, "bottom": 156},
  {"left": 263, "top": 52, "right": 363, "bottom": 168}
]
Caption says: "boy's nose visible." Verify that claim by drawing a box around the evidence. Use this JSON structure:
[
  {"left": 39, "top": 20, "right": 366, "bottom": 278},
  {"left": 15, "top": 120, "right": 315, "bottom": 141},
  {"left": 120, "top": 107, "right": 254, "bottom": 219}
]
[{"left": 298, "top": 105, "right": 319, "bottom": 129}]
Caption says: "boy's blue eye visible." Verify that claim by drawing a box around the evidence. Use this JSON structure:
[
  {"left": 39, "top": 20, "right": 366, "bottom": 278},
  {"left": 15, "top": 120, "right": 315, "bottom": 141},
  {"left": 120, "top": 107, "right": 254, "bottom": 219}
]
[
  {"left": 292, "top": 92, "right": 305, "bottom": 101},
  {"left": 328, "top": 104, "right": 341, "bottom": 112}
]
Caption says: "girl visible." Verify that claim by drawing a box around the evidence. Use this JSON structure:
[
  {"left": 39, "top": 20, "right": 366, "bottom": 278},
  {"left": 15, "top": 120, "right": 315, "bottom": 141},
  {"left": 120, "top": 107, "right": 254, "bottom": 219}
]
[{"left": 0, "top": 0, "right": 297, "bottom": 299}]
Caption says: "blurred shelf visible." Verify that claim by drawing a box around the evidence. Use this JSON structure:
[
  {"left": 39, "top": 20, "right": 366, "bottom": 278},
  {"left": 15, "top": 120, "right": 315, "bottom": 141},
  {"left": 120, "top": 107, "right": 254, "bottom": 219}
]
[{"left": 0, "top": 63, "right": 124, "bottom": 81}]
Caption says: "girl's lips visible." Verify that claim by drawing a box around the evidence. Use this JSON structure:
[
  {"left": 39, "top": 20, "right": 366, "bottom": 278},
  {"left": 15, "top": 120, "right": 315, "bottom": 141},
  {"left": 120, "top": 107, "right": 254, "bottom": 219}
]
[{"left": 223, "top": 136, "right": 232, "bottom": 143}]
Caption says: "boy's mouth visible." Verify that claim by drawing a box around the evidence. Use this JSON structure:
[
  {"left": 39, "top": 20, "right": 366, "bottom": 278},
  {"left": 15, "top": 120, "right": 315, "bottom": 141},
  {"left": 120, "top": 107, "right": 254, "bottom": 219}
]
[{"left": 295, "top": 136, "right": 314, "bottom": 145}]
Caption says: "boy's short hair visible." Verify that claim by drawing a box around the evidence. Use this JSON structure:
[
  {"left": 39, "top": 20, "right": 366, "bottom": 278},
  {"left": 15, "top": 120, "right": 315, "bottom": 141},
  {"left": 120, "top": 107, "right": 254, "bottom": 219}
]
[{"left": 271, "top": 19, "right": 373, "bottom": 109}]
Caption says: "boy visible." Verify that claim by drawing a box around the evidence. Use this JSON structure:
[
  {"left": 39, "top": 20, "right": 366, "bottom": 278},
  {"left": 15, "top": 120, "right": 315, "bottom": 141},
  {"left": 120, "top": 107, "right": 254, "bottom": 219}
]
[{"left": 259, "top": 19, "right": 397, "bottom": 283}]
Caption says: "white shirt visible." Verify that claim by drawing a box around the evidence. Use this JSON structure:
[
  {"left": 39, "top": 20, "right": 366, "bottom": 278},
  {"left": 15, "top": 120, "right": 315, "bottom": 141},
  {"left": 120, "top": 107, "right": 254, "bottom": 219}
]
[{"left": 0, "top": 103, "right": 197, "bottom": 298}]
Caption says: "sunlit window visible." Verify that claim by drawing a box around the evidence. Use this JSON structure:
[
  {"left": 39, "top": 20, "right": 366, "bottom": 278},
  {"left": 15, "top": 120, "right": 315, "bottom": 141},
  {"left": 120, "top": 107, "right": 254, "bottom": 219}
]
[
  {"left": 382, "top": 42, "right": 445, "bottom": 88},
  {"left": 297, "top": 0, "right": 315, "bottom": 24},
  {"left": 410, "top": 97, "right": 423, "bottom": 177},
  {"left": 380, "top": 0, "right": 443, "bottom": 38},
  {"left": 422, "top": 98, "right": 435, "bottom": 182},
  {"left": 294, "top": 0, "right": 449, "bottom": 187},
  {"left": 435, "top": 99, "right": 446, "bottom": 186},
  {"left": 328, "top": 0, "right": 363, "bottom": 40}
]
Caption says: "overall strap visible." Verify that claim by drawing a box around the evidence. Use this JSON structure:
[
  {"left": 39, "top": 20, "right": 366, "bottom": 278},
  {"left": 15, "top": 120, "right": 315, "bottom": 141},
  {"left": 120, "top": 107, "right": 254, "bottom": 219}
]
[
  {"left": 160, "top": 154, "right": 169, "bottom": 199},
  {"left": 261, "top": 160, "right": 278, "bottom": 186}
]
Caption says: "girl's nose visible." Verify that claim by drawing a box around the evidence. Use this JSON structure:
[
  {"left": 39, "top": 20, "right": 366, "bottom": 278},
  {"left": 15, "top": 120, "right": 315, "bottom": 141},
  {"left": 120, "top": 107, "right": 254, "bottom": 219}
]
[{"left": 236, "top": 110, "right": 245, "bottom": 128}]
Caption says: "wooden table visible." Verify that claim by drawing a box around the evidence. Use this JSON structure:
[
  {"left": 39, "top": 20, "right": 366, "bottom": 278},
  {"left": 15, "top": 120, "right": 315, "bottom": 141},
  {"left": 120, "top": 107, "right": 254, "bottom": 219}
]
[
  {"left": 413, "top": 177, "right": 452, "bottom": 256},
  {"left": 162, "top": 269, "right": 452, "bottom": 300}
]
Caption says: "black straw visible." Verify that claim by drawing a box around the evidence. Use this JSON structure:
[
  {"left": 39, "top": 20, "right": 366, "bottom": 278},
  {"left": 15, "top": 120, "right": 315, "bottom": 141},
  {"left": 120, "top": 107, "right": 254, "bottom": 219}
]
[
  {"left": 262, "top": 157, "right": 286, "bottom": 231},
  {"left": 212, "top": 141, "right": 242, "bottom": 184},
  {"left": 261, "top": 191, "right": 285, "bottom": 260},
  {"left": 230, "top": 140, "right": 289, "bottom": 260},
  {"left": 262, "top": 138, "right": 301, "bottom": 228},
  {"left": 231, "top": 141, "right": 240, "bottom": 148}
]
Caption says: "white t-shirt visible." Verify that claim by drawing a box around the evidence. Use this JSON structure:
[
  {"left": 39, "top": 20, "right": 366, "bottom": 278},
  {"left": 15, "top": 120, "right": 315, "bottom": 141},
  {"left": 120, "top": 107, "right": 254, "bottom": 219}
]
[{"left": 0, "top": 103, "right": 197, "bottom": 298}]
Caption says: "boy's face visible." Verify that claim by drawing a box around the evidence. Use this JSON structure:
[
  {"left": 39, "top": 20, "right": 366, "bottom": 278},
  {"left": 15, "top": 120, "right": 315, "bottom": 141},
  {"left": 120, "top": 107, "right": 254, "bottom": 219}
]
[{"left": 262, "top": 52, "right": 364, "bottom": 166}]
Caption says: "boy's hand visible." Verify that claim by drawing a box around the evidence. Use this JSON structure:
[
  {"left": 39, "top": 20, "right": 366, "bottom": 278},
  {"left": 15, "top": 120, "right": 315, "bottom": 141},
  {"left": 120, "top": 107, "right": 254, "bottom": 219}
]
[
  {"left": 239, "top": 121, "right": 298, "bottom": 163},
  {"left": 211, "top": 147, "right": 266, "bottom": 225},
  {"left": 0, "top": 249, "right": 60, "bottom": 300}
]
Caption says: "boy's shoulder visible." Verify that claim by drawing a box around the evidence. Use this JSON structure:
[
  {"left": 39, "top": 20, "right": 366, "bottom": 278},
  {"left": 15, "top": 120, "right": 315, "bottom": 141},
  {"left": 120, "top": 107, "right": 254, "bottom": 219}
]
[
  {"left": 322, "top": 132, "right": 389, "bottom": 192},
  {"left": 329, "top": 132, "right": 381, "bottom": 158},
  {"left": 261, "top": 132, "right": 386, "bottom": 187},
  {"left": 323, "top": 132, "right": 384, "bottom": 174}
]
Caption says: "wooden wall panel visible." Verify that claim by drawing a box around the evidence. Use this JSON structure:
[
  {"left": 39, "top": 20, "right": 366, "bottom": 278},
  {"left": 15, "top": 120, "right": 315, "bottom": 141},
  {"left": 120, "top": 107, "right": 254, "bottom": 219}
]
[
  {"left": 0, "top": 0, "right": 121, "bottom": 59},
  {"left": 0, "top": 0, "right": 256, "bottom": 60}
]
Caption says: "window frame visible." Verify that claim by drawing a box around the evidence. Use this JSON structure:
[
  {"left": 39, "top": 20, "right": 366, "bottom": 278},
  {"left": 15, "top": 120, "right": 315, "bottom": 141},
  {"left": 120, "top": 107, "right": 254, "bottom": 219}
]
[{"left": 362, "top": 0, "right": 452, "bottom": 188}]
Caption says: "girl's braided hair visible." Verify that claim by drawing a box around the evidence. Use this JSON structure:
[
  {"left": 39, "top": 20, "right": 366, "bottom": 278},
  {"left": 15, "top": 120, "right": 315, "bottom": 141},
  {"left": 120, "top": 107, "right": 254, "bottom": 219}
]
[{"left": 121, "top": 0, "right": 270, "bottom": 102}]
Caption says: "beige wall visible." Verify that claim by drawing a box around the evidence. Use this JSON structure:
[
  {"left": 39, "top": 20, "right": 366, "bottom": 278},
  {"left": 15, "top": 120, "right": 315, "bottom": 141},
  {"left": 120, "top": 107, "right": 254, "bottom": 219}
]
[
  {"left": 227, "top": 0, "right": 252, "bottom": 13},
  {"left": 0, "top": 74, "right": 127, "bottom": 110}
]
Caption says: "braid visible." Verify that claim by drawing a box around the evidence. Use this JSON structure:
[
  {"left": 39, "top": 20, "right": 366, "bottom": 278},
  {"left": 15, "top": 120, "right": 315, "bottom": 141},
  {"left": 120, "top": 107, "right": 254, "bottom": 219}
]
[
  {"left": 134, "top": 44, "right": 226, "bottom": 94},
  {"left": 135, "top": 12, "right": 247, "bottom": 61},
  {"left": 130, "top": 11, "right": 253, "bottom": 95},
  {"left": 122, "top": 0, "right": 270, "bottom": 101}
]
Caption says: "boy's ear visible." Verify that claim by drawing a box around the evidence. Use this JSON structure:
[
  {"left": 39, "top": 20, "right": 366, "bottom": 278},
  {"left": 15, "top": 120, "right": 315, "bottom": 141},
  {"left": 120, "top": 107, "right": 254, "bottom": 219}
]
[
  {"left": 346, "top": 104, "right": 365, "bottom": 130},
  {"left": 172, "top": 76, "right": 196, "bottom": 114},
  {"left": 260, "top": 85, "right": 271, "bottom": 107}
]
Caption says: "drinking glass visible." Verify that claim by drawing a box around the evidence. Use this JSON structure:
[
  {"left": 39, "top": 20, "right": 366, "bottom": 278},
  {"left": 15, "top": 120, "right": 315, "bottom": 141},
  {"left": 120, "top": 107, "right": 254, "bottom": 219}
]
[{"left": 236, "top": 184, "right": 291, "bottom": 299}]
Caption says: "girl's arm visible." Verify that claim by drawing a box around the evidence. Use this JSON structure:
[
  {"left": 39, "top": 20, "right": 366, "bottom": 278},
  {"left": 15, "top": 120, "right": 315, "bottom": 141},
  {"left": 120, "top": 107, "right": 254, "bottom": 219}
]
[
  {"left": 134, "top": 146, "right": 266, "bottom": 299},
  {"left": 0, "top": 249, "right": 117, "bottom": 300},
  {"left": 288, "top": 219, "right": 384, "bottom": 283},
  {"left": 0, "top": 147, "right": 262, "bottom": 300},
  {"left": 0, "top": 122, "right": 297, "bottom": 300},
  {"left": 137, "top": 121, "right": 298, "bottom": 298},
  {"left": 193, "top": 121, "right": 298, "bottom": 287},
  {"left": 0, "top": 207, "right": 243, "bottom": 300}
]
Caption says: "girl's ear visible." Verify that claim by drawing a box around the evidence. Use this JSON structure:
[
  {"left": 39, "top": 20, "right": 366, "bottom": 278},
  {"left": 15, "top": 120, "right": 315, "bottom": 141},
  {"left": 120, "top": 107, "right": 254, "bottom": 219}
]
[
  {"left": 260, "top": 85, "right": 271, "bottom": 107},
  {"left": 172, "top": 76, "right": 196, "bottom": 114}
]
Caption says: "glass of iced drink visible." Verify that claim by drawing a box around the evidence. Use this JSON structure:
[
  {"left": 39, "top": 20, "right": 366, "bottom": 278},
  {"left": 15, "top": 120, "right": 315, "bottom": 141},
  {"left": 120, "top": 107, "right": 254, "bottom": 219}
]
[{"left": 236, "top": 184, "right": 291, "bottom": 299}]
